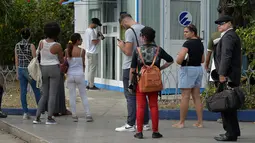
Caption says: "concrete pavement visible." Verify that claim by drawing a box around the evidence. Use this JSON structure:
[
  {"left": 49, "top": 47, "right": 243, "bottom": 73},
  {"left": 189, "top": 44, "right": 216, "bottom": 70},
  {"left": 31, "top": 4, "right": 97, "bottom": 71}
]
[
  {"left": 0, "top": 129, "right": 26, "bottom": 143},
  {"left": 0, "top": 90, "right": 255, "bottom": 143}
]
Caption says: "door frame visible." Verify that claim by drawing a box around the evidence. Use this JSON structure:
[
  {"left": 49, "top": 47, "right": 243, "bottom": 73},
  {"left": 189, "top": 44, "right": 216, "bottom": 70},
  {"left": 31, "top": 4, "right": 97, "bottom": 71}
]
[
  {"left": 93, "top": 0, "right": 123, "bottom": 88},
  {"left": 162, "top": 0, "right": 207, "bottom": 90}
]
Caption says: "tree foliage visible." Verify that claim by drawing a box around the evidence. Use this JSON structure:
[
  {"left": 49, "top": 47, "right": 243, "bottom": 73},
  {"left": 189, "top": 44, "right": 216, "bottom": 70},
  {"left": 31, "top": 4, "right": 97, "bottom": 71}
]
[{"left": 0, "top": 0, "right": 74, "bottom": 65}]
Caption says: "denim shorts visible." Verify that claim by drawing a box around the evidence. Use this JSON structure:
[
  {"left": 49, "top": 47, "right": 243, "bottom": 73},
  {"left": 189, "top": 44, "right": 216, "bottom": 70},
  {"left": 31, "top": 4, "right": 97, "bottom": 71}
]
[{"left": 179, "top": 66, "right": 203, "bottom": 88}]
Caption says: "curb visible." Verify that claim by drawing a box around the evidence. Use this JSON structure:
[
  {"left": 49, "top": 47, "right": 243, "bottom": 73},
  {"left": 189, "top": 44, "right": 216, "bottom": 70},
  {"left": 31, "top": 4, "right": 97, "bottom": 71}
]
[
  {"left": 159, "top": 109, "right": 255, "bottom": 122},
  {"left": 0, "top": 120, "right": 49, "bottom": 143},
  {"left": 2, "top": 108, "right": 255, "bottom": 122},
  {"left": 2, "top": 108, "right": 37, "bottom": 116}
]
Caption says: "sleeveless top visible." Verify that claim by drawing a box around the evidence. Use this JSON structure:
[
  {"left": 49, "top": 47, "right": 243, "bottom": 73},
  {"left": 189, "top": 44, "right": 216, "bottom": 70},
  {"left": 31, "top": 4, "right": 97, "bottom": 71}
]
[
  {"left": 15, "top": 39, "right": 33, "bottom": 68},
  {"left": 40, "top": 40, "right": 60, "bottom": 66},
  {"left": 67, "top": 48, "right": 84, "bottom": 76}
]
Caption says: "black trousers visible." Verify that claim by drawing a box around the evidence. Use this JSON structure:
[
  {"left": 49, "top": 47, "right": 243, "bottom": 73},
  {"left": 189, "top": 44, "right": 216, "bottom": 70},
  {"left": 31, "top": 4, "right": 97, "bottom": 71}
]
[{"left": 217, "top": 82, "right": 240, "bottom": 138}]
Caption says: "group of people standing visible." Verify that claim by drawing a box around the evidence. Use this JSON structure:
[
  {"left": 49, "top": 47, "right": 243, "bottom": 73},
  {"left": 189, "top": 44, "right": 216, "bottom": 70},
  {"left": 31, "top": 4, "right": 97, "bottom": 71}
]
[
  {"left": 14, "top": 22, "right": 95, "bottom": 124},
  {"left": 3, "top": 12, "right": 241, "bottom": 142},
  {"left": 115, "top": 13, "right": 242, "bottom": 142}
]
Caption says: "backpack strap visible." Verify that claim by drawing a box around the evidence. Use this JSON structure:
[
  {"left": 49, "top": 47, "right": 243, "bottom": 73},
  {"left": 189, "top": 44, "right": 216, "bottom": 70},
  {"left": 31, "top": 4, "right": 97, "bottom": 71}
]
[
  {"left": 137, "top": 47, "right": 147, "bottom": 67},
  {"left": 137, "top": 46, "right": 160, "bottom": 68},
  {"left": 151, "top": 46, "right": 160, "bottom": 67}
]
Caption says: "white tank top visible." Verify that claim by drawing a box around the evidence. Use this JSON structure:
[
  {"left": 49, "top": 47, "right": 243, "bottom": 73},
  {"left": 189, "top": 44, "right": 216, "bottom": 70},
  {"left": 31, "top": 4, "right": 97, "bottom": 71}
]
[
  {"left": 67, "top": 48, "right": 84, "bottom": 76},
  {"left": 40, "top": 40, "right": 60, "bottom": 65}
]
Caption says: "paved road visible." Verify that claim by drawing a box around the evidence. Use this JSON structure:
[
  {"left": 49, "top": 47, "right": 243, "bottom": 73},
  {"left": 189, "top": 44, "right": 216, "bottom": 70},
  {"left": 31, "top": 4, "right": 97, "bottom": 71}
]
[
  {"left": 0, "top": 130, "right": 26, "bottom": 143},
  {"left": 1, "top": 90, "right": 255, "bottom": 143}
]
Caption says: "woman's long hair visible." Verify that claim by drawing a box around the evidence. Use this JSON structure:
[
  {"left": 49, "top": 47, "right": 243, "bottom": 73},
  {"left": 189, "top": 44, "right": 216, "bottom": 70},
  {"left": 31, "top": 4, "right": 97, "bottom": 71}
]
[{"left": 67, "top": 33, "right": 82, "bottom": 58}]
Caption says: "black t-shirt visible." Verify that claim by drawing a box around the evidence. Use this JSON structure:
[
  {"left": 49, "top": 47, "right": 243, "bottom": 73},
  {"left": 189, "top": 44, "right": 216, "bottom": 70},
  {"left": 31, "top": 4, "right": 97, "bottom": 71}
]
[
  {"left": 131, "top": 44, "right": 173, "bottom": 70},
  {"left": 181, "top": 39, "right": 204, "bottom": 66}
]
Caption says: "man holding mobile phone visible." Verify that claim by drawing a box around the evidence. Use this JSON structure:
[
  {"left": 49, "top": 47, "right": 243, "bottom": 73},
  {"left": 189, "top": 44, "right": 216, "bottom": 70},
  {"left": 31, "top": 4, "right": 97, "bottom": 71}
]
[
  {"left": 115, "top": 13, "right": 150, "bottom": 132},
  {"left": 85, "top": 18, "right": 103, "bottom": 90}
]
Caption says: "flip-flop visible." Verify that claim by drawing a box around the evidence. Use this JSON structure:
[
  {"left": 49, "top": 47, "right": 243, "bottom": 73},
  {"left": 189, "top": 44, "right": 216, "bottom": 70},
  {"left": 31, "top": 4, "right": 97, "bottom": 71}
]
[
  {"left": 193, "top": 123, "right": 203, "bottom": 128},
  {"left": 172, "top": 123, "right": 184, "bottom": 129}
]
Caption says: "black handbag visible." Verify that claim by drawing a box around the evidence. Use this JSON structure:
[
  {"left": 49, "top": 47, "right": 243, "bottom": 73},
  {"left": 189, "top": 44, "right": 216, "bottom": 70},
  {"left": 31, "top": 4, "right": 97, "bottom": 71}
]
[{"left": 206, "top": 83, "right": 240, "bottom": 112}]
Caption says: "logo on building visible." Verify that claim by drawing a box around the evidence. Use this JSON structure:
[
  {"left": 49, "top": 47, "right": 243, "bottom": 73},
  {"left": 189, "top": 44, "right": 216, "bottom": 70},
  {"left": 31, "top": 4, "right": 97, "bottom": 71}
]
[{"left": 178, "top": 11, "right": 192, "bottom": 26}]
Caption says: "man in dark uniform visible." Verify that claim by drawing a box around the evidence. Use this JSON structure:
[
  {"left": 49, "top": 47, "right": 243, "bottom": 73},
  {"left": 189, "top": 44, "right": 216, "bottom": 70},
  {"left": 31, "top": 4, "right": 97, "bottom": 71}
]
[{"left": 213, "top": 15, "right": 241, "bottom": 142}]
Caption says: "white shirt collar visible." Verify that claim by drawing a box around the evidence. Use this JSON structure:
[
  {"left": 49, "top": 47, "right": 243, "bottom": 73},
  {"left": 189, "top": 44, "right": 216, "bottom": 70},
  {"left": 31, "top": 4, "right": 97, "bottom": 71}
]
[{"left": 220, "top": 28, "right": 233, "bottom": 37}]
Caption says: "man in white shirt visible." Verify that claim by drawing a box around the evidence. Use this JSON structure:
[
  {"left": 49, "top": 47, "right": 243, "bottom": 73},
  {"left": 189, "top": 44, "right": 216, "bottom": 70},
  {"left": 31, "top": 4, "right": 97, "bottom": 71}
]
[{"left": 85, "top": 18, "right": 103, "bottom": 90}]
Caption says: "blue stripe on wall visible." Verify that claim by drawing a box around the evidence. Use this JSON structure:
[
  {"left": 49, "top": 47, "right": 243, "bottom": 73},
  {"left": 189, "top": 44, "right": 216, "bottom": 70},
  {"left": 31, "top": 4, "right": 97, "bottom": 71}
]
[{"left": 85, "top": 80, "right": 205, "bottom": 94}]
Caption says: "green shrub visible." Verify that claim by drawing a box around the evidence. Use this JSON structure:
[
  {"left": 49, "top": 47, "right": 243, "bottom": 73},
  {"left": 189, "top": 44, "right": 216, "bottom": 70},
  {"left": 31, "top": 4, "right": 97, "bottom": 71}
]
[{"left": 0, "top": 0, "right": 74, "bottom": 65}]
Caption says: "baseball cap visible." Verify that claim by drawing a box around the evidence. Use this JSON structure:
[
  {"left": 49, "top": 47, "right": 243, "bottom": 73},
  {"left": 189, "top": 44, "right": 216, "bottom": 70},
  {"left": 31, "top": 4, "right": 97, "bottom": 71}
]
[
  {"left": 91, "top": 18, "right": 102, "bottom": 26},
  {"left": 215, "top": 15, "right": 233, "bottom": 24}
]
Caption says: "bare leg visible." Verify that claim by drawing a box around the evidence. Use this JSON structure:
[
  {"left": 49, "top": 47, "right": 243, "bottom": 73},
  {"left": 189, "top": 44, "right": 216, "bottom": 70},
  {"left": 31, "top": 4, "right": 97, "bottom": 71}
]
[
  {"left": 172, "top": 89, "right": 191, "bottom": 128},
  {"left": 191, "top": 87, "right": 203, "bottom": 128}
]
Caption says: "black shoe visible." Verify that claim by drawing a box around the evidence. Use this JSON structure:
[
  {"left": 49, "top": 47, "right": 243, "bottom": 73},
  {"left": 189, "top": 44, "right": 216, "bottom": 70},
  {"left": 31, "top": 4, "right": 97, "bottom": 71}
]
[
  {"left": 0, "top": 111, "right": 7, "bottom": 118},
  {"left": 89, "top": 86, "right": 100, "bottom": 90},
  {"left": 86, "top": 86, "right": 90, "bottom": 90},
  {"left": 134, "top": 132, "right": 143, "bottom": 139},
  {"left": 152, "top": 132, "right": 163, "bottom": 138},
  {"left": 214, "top": 135, "right": 237, "bottom": 141}
]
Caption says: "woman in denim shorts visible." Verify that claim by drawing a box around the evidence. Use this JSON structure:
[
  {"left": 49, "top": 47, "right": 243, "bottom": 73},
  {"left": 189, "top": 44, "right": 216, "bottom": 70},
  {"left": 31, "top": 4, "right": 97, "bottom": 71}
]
[{"left": 172, "top": 24, "right": 205, "bottom": 128}]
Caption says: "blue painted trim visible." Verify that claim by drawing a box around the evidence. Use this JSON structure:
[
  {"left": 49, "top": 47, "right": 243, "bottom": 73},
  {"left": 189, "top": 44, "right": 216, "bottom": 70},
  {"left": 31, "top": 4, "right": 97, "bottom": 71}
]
[
  {"left": 136, "top": 0, "right": 139, "bottom": 22},
  {"left": 62, "top": 0, "right": 80, "bottom": 5},
  {"left": 2, "top": 108, "right": 255, "bottom": 122},
  {"left": 85, "top": 80, "right": 205, "bottom": 94},
  {"left": 2, "top": 109, "right": 37, "bottom": 116},
  {"left": 159, "top": 110, "right": 255, "bottom": 122}
]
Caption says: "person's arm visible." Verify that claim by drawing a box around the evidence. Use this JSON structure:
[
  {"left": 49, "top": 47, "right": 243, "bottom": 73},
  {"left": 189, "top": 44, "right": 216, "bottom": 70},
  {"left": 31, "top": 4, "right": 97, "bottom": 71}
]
[
  {"left": 30, "top": 44, "right": 36, "bottom": 58},
  {"left": 129, "top": 51, "right": 138, "bottom": 83},
  {"left": 159, "top": 48, "right": 174, "bottom": 70},
  {"left": 205, "top": 51, "right": 212, "bottom": 69},
  {"left": 82, "top": 49, "right": 86, "bottom": 72},
  {"left": 50, "top": 43, "right": 64, "bottom": 64},
  {"left": 176, "top": 47, "right": 188, "bottom": 65},
  {"left": 218, "top": 35, "right": 234, "bottom": 82},
  {"left": 118, "top": 29, "right": 134, "bottom": 56},
  {"left": 91, "top": 30, "right": 100, "bottom": 45},
  {"left": 205, "top": 37, "right": 213, "bottom": 71}
]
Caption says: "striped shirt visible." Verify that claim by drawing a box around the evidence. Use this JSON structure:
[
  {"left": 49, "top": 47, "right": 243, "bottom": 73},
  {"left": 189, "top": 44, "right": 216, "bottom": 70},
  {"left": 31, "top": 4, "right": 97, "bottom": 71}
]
[{"left": 15, "top": 40, "right": 33, "bottom": 68}]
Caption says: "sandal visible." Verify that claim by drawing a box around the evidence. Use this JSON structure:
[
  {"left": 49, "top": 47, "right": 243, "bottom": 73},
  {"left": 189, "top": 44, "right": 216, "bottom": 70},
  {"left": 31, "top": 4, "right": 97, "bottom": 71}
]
[
  {"left": 172, "top": 123, "right": 184, "bottom": 128},
  {"left": 193, "top": 123, "right": 203, "bottom": 128}
]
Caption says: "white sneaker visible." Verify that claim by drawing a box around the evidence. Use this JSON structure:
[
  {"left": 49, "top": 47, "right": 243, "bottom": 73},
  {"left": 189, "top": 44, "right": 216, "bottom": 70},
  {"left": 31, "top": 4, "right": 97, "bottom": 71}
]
[
  {"left": 135, "top": 124, "right": 151, "bottom": 131},
  {"left": 115, "top": 124, "right": 135, "bottom": 132},
  {"left": 143, "top": 124, "right": 151, "bottom": 131},
  {"left": 23, "top": 113, "right": 30, "bottom": 120}
]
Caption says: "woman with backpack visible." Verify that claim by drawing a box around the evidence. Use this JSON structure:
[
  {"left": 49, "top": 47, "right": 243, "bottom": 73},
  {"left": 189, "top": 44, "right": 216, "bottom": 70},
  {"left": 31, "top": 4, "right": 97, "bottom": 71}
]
[
  {"left": 65, "top": 33, "right": 93, "bottom": 122},
  {"left": 129, "top": 26, "right": 173, "bottom": 139},
  {"left": 172, "top": 24, "right": 204, "bottom": 129},
  {"left": 14, "top": 28, "right": 41, "bottom": 120}
]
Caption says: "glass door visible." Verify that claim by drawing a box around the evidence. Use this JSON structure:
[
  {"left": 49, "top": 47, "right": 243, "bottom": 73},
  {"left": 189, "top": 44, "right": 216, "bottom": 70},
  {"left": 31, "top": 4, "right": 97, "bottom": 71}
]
[{"left": 163, "top": 0, "right": 206, "bottom": 90}]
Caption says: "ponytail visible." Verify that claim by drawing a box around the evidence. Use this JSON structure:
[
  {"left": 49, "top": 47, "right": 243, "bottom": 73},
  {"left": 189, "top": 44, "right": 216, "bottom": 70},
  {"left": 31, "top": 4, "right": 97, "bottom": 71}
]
[{"left": 67, "top": 41, "right": 73, "bottom": 58}]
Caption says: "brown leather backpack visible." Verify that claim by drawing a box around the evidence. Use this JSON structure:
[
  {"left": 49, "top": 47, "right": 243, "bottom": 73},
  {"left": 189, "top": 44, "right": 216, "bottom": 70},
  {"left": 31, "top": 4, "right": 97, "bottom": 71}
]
[{"left": 137, "top": 47, "right": 163, "bottom": 92}]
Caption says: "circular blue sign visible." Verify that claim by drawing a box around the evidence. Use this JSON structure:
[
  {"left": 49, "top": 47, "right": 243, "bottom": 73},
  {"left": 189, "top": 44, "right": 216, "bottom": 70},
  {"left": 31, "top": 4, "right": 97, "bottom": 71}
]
[{"left": 178, "top": 11, "right": 192, "bottom": 26}]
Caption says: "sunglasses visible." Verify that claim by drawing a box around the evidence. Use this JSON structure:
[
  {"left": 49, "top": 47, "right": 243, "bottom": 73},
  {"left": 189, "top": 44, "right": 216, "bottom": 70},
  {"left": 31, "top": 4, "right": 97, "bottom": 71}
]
[{"left": 218, "top": 22, "right": 226, "bottom": 26}]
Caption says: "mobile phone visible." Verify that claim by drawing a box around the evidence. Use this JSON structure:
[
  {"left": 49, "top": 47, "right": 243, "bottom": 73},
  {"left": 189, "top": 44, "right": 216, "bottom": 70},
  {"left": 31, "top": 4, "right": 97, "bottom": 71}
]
[{"left": 117, "top": 38, "right": 121, "bottom": 41}]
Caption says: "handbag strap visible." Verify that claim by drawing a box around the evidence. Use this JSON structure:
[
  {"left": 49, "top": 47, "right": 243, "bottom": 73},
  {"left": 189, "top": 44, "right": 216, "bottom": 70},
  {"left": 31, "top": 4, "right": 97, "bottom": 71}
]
[
  {"left": 130, "top": 27, "right": 139, "bottom": 47},
  {"left": 37, "top": 40, "right": 43, "bottom": 57},
  {"left": 137, "top": 46, "right": 160, "bottom": 68}
]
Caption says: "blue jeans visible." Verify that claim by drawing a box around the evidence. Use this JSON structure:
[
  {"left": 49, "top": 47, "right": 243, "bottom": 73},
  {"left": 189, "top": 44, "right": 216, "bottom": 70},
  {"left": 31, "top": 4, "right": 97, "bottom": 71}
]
[
  {"left": 123, "top": 69, "right": 149, "bottom": 126},
  {"left": 18, "top": 68, "right": 41, "bottom": 113}
]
